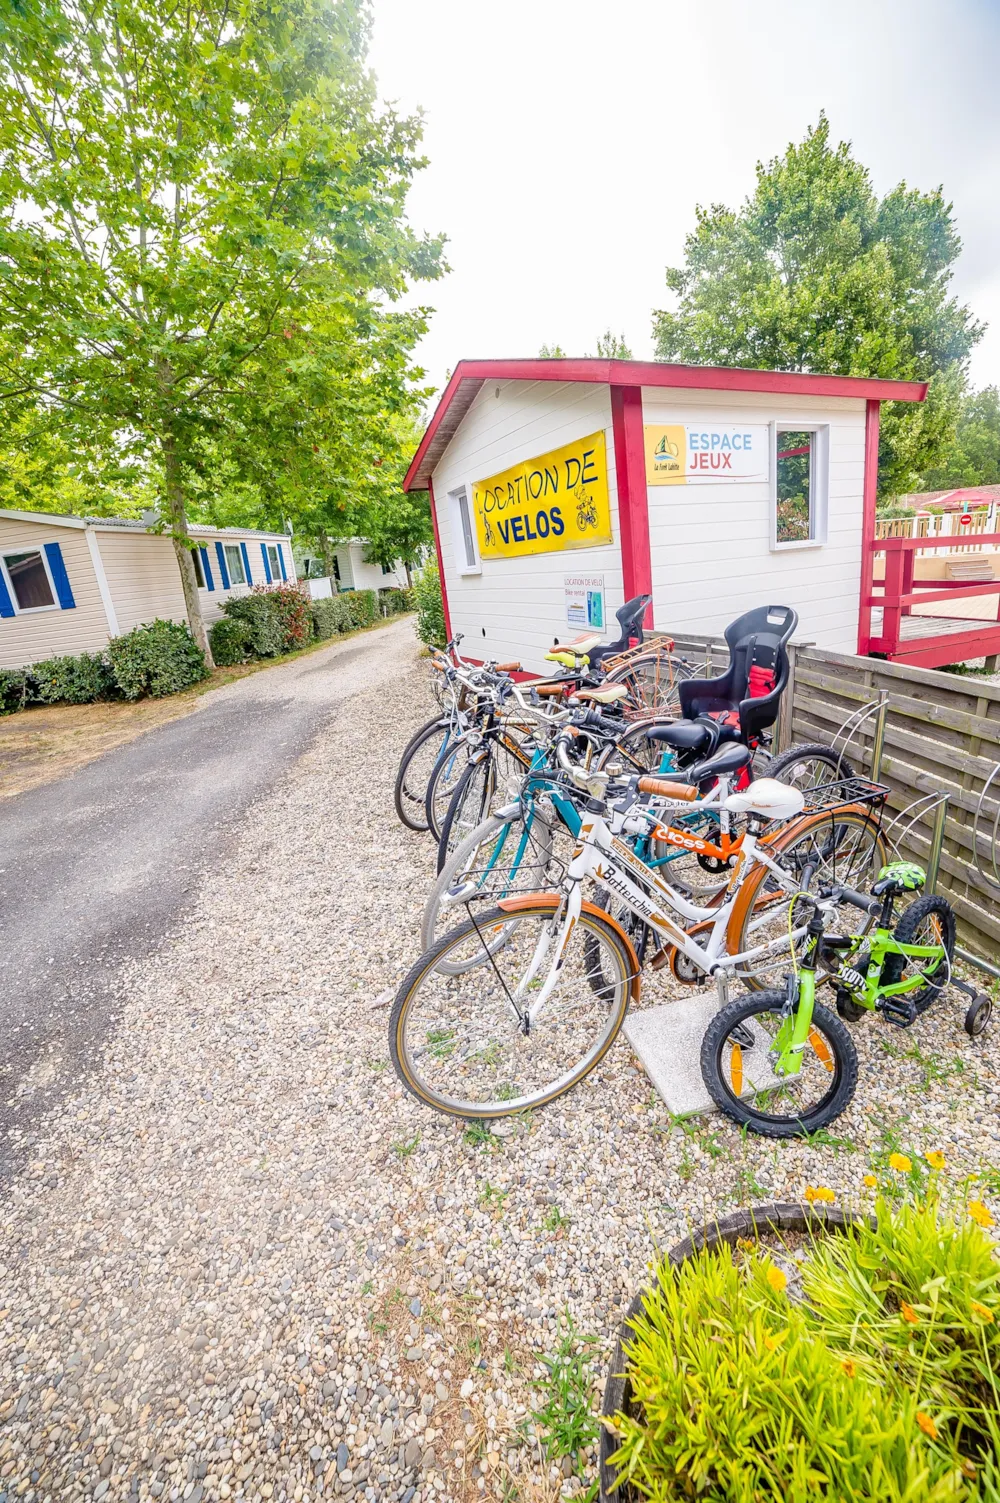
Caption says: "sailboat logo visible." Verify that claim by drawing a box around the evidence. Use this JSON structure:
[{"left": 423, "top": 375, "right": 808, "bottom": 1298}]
[{"left": 653, "top": 432, "right": 681, "bottom": 473}]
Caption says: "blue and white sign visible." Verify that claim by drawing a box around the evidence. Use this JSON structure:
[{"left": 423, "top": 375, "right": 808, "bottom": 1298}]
[{"left": 565, "top": 573, "right": 605, "bottom": 631}]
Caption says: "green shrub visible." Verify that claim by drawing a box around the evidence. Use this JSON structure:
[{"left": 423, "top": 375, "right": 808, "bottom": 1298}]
[
  {"left": 222, "top": 583, "right": 313, "bottom": 656},
  {"left": 378, "top": 586, "right": 415, "bottom": 615},
  {"left": 30, "top": 650, "right": 115, "bottom": 705},
  {"left": 209, "top": 617, "right": 253, "bottom": 667},
  {"left": 0, "top": 668, "right": 30, "bottom": 716},
  {"left": 609, "top": 1197, "right": 1000, "bottom": 1501},
  {"left": 413, "top": 560, "right": 446, "bottom": 649},
  {"left": 311, "top": 589, "right": 379, "bottom": 639},
  {"left": 108, "top": 618, "right": 208, "bottom": 700}
]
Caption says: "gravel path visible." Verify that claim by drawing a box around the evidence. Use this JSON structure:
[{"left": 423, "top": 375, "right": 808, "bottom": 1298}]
[{"left": 2, "top": 628, "right": 999, "bottom": 1503}]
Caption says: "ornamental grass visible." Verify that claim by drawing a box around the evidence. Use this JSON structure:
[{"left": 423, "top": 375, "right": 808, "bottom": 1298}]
[{"left": 607, "top": 1199, "right": 1000, "bottom": 1501}]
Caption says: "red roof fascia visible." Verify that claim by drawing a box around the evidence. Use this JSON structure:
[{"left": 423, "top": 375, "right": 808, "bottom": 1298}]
[{"left": 403, "top": 358, "right": 928, "bottom": 491}]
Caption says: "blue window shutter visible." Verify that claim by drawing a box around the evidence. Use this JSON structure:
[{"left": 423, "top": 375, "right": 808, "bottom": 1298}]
[
  {"left": 240, "top": 541, "right": 252, "bottom": 585},
  {"left": 44, "top": 542, "right": 76, "bottom": 609},
  {"left": 0, "top": 568, "right": 13, "bottom": 618},
  {"left": 200, "top": 547, "right": 215, "bottom": 591},
  {"left": 260, "top": 542, "right": 272, "bottom": 583},
  {"left": 215, "top": 540, "right": 230, "bottom": 589},
  {"left": 277, "top": 544, "right": 287, "bottom": 582}
]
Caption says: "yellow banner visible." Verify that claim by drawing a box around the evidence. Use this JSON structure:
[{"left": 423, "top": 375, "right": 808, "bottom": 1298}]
[
  {"left": 473, "top": 430, "right": 612, "bottom": 559},
  {"left": 645, "top": 425, "right": 686, "bottom": 485}
]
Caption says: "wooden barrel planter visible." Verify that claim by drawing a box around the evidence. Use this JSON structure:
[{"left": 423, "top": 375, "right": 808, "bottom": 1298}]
[{"left": 598, "top": 1200, "right": 872, "bottom": 1503}]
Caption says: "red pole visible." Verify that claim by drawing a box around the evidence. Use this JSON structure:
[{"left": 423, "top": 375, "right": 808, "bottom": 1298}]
[
  {"left": 857, "top": 398, "right": 880, "bottom": 654},
  {"left": 882, "top": 537, "right": 905, "bottom": 656},
  {"left": 610, "top": 385, "right": 654, "bottom": 628}
]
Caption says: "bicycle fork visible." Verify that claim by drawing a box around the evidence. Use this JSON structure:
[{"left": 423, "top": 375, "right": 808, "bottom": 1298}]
[{"left": 771, "top": 907, "right": 826, "bottom": 1079}]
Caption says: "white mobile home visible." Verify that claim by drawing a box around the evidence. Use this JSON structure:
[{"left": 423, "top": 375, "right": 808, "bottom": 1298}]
[
  {"left": 295, "top": 538, "right": 410, "bottom": 598},
  {"left": 0, "top": 510, "right": 295, "bottom": 669},
  {"left": 403, "top": 358, "right": 927, "bottom": 673}
]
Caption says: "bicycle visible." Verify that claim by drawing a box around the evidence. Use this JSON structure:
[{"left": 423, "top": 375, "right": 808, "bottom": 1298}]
[
  {"left": 700, "top": 863, "right": 992, "bottom": 1137},
  {"left": 389, "top": 739, "right": 886, "bottom": 1119}
]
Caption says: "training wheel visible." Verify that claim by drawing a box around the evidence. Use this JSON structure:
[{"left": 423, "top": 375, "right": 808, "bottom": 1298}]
[{"left": 965, "top": 994, "right": 993, "bottom": 1038}]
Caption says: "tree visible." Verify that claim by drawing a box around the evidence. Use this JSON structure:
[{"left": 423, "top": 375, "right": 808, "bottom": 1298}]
[
  {"left": 652, "top": 115, "right": 983, "bottom": 496},
  {"left": 594, "top": 330, "right": 632, "bottom": 359},
  {"left": 538, "top": 343, "right": 566, "bottom": 358},
  {"left": 0, "top": 0, "right": 443, "bottom": 659},
  {"left": 919, "top": 386, "right": 1000, "bottom": 491}
]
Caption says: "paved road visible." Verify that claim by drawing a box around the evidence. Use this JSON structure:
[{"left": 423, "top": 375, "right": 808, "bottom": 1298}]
[{"left": 0, "top": 617, "right": 419, "bottom": 1183}]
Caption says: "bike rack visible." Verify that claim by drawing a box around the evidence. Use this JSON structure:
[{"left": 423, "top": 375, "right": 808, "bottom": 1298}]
[{"left": 828, "top": 691, "right": 889, "bottom": 780}]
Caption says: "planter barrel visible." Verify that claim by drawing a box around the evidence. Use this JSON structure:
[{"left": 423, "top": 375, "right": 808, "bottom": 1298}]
[{"left": 598, "top": 1200, "right": 872, "bottom": 1503}]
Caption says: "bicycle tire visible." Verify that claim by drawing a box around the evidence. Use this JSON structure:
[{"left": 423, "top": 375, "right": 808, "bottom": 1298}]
[
  {"left": 727, "top": 806, "right": 888, "bottom": 989},
  {"left": 393, "top": 716, "right": 451, "bottom": 832},
  {"left": 701, "top": 990, "right": 858, "bottom": 1137},
  {"left": 436, "top": 754, "right": 497, "bottom": 872},
  {"left": 769, "top": 742, "right": 856, "bottom": 789},
  {"left": 879, "top": 893, "right": 956, "bottom": 1012},
  {"left": 389, "top": 899, "right": 634, "bottom": 1119},
  {"left": 424, "top": 734, "right": 473, "bottom": 841}
]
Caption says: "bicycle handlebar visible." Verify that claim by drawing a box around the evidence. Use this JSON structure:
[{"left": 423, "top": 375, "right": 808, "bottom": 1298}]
[{"left": 832, "top": 884, "right": 882, "bottom": 917}]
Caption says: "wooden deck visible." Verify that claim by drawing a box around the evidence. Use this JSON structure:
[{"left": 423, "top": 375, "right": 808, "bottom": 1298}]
[{"left": 869, "top": 610, "right": 1000, "bottom": 668}]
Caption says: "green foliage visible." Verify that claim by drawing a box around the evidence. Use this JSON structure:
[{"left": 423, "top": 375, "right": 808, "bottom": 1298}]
[
  {"left": 413, "top": 560, "right": 446, "bottom": 649},
  {"left": 609, "top": 1199, "right": 1000, "bottom": 1501},
  {"left": 311, "top": 589, "right": 379, "bottom": 639},
  {"left": 0, "top": 0, "right": 444, "bottom": 649},
  {"left": 0, "top": 667, "right": 29, "bottom": 715},
  {"left": 107, "top": 619, "right": 208, "bottom": 700},
  {"left": 378, "top": 587, "right": 415, "bottom": 615},
  {"left": 531, "top": 1318, "right": 601, "bottom": 1499},
  {"left": 30, "top": 651, "right": 115, "bottom": 705},
  {"left": 652, "top": 115, "right": 982, "bottom": 496},
  {"left": 594, "top": 330, "right": 633, "bottom": 359},
  {"left": 222, "top": 585, "right": 313, "bottom": 657},
  {"left": 538, "top": 343, "right": 567, "bottom": 358},
  {"left": 920, "top": 385, "right": 1000, "bottom": 491},
  {"left": 208, "top": 617, "right": 253, "bottom": 668}
]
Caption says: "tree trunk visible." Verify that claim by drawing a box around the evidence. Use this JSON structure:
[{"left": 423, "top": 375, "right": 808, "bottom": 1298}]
[
  {"left": 161, "top": 430, "right": 214, "bottom": 667},
  {"left": 317, "top": 532, "right": 335, "bottom": 582},
  {"left": 404, "top": 558, "right": 412, "bottom": 588}
]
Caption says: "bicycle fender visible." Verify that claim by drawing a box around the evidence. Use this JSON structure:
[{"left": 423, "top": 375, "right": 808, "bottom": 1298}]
[{"left": 496, "top": 892, "right": 642, "bottom": 1000}]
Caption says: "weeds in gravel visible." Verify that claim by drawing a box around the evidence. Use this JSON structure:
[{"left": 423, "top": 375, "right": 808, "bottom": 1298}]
[
  {"left": 542, "top": 1204, "right": 571, "bottom": 1234},
  {"left": 531, "top": 1317, "right": 601, "bottom": 1502},
  {"left": 462, "top": 1120, "right": 498, "bottom": 1150},
  {"left": 393, "top": 1132, "right": 421, "bottom": 1159},
  {"left": 880, "top": 1039, "right": 971, "bottom": 1091},
  {"left": 802, "top": 1127, "right": 858, "bottom": 1154},
  {"left": 478, "top": 1180, "right": 510, "bottom": 1216}
]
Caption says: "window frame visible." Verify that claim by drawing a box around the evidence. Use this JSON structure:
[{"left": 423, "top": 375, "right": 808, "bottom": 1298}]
[
  {"left": 1, "top": 547, "right": 60, "bottom": 614},
  {"left": 769, "top": 422, "right": 830, "bottom": 552},
  {"left": 450, "top": 485, "right": 481, "bottom": 575},
  {"left": 266, "top": 543, "right": 281, "bottom": 579},
  {"left": 223, "top": 542, "right": 247, "bottom": 586}
]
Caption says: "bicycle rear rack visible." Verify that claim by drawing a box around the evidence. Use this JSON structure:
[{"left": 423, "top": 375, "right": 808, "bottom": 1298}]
[{"left": 801, "top": 776, "right": 891, "bottom": 814}]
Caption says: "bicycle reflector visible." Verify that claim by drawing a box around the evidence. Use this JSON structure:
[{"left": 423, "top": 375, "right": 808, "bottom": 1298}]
[{"left": 877, "top": 862, "right": 926, "bottom": 891}]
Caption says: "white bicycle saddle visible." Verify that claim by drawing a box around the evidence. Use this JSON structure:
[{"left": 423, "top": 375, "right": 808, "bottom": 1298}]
[
  {"left": 570, "top": 684, "right": 629, "bottom": 704},
  {"left": 723, "top": 778, "right": 805, "bottom": 820}
]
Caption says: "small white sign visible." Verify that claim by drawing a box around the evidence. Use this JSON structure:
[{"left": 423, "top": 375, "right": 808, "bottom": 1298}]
[{"left": 565, "top": 574, "right": 605, "bottom": 631}]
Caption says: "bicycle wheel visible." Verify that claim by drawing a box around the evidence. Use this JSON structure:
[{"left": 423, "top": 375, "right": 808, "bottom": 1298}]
[
  {"left": 389, "top": 901, "right": 634, "bottom": 1118},
  {"left": 605, "top": 652, "right": 693, "bottom": 719},
  {"left": 769, "top": 742, "right": 856, "bottom": 790},
  {"left": 394, "top": 717, "right": 452, "bottom": 832},
  {"left": 436, "top": 755, "right": 498, "bottom": 870},
  {"left": 701, "top": 990, "right": 858, "bottom": 1137},
  {"left": 880, "top": 893, "right": 956, "bottom": 1013},
  {"left": 728, "top": 807, "right": 888, "bottom": 988},
  {"left": 422, "top": 810, "right": 571, "bottom": 963},
  {"left": 424, "top": 734, "right": 473, "bottom": 841}
]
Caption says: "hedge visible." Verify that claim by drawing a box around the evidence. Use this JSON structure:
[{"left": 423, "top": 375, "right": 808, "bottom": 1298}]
[
  {"left": 209, "top": 616, "right": 253, "bottom": 667},
  {"left": 312, "top": 588, "right": 379, "bottom": 639},
  {"left": 378, "top": 586, "right": 415, "bottom": 615},
  {"left": 413, "top": 561, "right": 446, "bottom": 649},
  {"left": 0, "top": 619, "right": 207, "bottom": 715},
  {"left": 221, "top": 583, "right": 312, "bottom": 656}
]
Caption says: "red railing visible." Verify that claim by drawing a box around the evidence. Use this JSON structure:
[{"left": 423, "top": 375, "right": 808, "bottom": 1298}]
[{"left": 861, "top": 533, "right": 1000, "bottom": 668}]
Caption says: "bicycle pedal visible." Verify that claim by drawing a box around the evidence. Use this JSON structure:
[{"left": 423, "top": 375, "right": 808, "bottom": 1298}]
[{"left": 880, "top": 999, "right": 917, "bottom": 1028}]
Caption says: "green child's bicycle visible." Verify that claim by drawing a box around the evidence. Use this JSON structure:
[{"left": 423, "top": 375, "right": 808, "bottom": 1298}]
[{"left": 701, "top": 862, "right": 993, "bottom": 1137}]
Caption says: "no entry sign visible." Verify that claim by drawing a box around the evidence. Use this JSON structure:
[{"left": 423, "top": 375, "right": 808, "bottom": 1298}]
[{"left": 959, "top": 513, "right": 973, "bottom": 525}]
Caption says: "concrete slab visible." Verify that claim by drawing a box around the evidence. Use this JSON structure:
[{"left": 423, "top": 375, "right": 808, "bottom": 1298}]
[{"left": 624, "top": 997, "right": 784, "bottom": 1117}]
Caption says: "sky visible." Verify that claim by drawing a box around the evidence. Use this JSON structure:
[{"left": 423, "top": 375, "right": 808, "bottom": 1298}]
[{"left": 367, "top": 0, "right": 1000, "bottom": 399}]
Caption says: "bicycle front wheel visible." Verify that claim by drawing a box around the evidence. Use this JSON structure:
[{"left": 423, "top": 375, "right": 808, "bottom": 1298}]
[
  {"left": 389, "top": 901, "right": 633, "bottom": 1118},
  {"left": 394, "top": 717, "right": 451, "bottom": 832},
  {"left": 701, "top": 990, "right": 858, "bottom": 1137}
]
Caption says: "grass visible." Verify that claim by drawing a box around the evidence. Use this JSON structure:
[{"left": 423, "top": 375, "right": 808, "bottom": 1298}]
[
  {"left": 531, "top": 1318, "right": 601, "bottom": 1501},
  {"left": 542, "top": 1204, "right": 570, "bottom": 1234},
  {"left": 478, "top": 1180, "right": 509, "bottom": 1215},
  {"left": 462, "top": 1120, "right": 497, "bottom": 1150},
  {"left": 392, "top": 1132, "right": 421, "bottom": 1159},
  {"left": 880, "top": 1039, "right": 971, "bottom": 1090}
]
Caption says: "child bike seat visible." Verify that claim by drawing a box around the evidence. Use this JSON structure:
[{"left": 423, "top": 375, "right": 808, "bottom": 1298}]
[{"left": 723, "top": 778, "right": 804, "bottom": 820}]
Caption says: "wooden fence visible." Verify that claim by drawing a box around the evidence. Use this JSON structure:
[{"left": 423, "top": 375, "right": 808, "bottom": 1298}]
[{"left": 662, "top": 631, "right": 1000, "bottom": 968}]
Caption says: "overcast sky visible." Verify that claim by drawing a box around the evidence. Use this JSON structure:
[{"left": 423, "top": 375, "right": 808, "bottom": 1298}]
[{"left": 367, "top": 0, "right": 1000, "bottom": 399}]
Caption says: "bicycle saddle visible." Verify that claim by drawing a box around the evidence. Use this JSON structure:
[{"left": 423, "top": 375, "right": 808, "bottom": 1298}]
[
  {"left": 682, "top": 742, "right": 751, "bottom": 786},
  {"left": 570, "top": 684, "right": 629, "bottom": 705},
  {"left": 724, "top": 777, "right": 804, "bottom": 820}
]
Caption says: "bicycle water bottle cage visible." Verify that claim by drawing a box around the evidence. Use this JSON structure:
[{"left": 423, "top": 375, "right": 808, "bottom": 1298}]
[{"left": 873, "top": 861, "right": 926, "bottom": 897}]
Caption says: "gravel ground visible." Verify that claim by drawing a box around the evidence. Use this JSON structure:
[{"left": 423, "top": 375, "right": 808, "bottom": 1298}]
[{"left": 2, "top": 622, "right": 999, "bottom": 1503}]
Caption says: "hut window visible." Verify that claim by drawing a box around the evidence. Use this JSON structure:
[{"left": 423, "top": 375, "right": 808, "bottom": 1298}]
[
  {"left": 224, "top": 543, "right": 246, "bottom": 585},
  {"left": 451, "top": 486, "right": 480, "bottom": 573},
  {"left": 771, "top": 425, "right": 828, "bottom": 549},
  {"left": 3, "top": 550, "right": 56, "bottom": 611}
]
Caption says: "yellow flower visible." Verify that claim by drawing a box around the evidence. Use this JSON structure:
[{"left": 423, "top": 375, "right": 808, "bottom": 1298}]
[
  {"left": 968, "top": 1200, "right": 996, "bottom": 1229},
  {"left": 971, "top": 1300, "right": 995, "bottom": 1323},
  {"left": 842, "top": 1358, "right": 857, "bottom": 1378},
  {"left": 863, "top": 1174, "right": 877, "bottom": 1188},
  {"left": 901, "top": 1302, "right": 920, "bottom": 1326},
  {"left": 889, "top": 1153, "right": 912, "bottom": 1173},
  {"left": 916, "top": 1412, "right": 938, "bottom": 1441},
  {"left": 764, "top": 1327, "right": 788, "bottom": 1352},
  {"left": 925, "top": 1150, "right": 946, "bottom": 1170},
  {"left": 804, "top": 1185, "right": 836, "bottom": 1204},
  {"left": 765, "top": 1265, "right": 788, "bottom": 1294}
]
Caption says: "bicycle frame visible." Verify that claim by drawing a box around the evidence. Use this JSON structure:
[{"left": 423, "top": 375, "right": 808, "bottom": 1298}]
[
  {"left": 843, "top": 928, "right": 949, "bottom": 1009},
  {"left": 508, "top": 805, "right": 808, "bottom": 1029}
]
